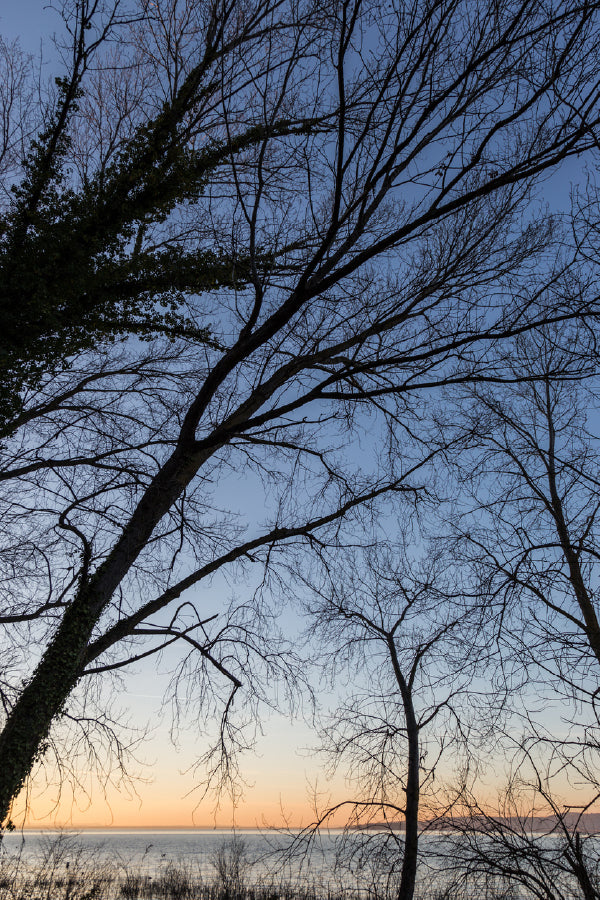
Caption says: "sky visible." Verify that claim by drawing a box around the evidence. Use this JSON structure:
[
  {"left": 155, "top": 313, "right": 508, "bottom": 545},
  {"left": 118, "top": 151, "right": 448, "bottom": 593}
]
[
  {"left": 1, "top": 0, "right": 598, "bottom": 832},
  {"left": 18, "top": 701, "right": 333, "bottom": 829},
  {"left": 0, "top": 2, "right": 340, "bottom": 828},
  {"left": 0, "top": 1, "right": 55, "bottom": 52}
]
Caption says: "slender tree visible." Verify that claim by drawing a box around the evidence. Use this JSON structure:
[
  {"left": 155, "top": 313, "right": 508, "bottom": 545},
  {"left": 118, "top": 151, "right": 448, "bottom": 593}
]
[
  {"left": 452, "top": 331, "right": 600, "bottom": 708},
  {"left": 284, "top": 546, "right": 482, "bottom": 900}
]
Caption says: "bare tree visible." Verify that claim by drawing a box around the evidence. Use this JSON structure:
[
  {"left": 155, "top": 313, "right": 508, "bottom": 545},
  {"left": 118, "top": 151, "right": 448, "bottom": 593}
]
[
  {"left": 435, "top": 743, "right": 600, "bottom": 900},
  {"left": 435, "top": 331, "right": 600, "bottom": 898},
  {"left": 282, "top": 545, "right": 481, "bottom": 900},
  {"left": 450, "top": 329, "right": 600, "bottom": 711},
  {"left": 0, "top": 37, "right": 37, "bottom": 188},
  {"left": 2, "top": 0, "right": 600, "bottom": 827}
]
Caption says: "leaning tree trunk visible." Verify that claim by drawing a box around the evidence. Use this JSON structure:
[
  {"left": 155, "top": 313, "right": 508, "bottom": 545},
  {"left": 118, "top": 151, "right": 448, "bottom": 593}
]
[
  {"left": 0, "top": 445, "right": 201, "bottom": 826},
  {"left": 0, "top": 325, "right": 304, "bottom": 824},
  {"left": 0, "top": 592, "right": 102, "bottom": 823}
]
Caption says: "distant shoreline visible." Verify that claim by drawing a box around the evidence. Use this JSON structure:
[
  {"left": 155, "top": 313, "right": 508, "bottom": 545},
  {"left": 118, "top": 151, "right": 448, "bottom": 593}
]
[
  {"left": 357, "top": 812, "right": 600, "bottom": 833},
  {"left": 11, "top": 826, "right": 278, "bottom": 833},
  {"left": 10, "top": 825, "right": 333, "bottom": 833},
  {"left": 12, "top": 813, "right": 600, "bottom": 834}
]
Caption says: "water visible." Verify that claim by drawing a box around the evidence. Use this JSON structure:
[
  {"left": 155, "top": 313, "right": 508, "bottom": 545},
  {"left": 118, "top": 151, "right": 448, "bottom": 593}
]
[
  {"left": 0, "top": 829, "right": 289, "bottom": 869},
  {"left": 0, "top": 828, "right": 591, "bottom": 898},
  {"left": 0, "top": 829, "right": 352, "bottom": 888},
  {"left": 0, "top": 829, "right": 467, "bottom": 896}
]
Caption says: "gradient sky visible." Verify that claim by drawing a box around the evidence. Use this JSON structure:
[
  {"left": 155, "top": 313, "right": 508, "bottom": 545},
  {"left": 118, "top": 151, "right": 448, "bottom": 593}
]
[
  {"left": 2, "top": 0, "right": 595, "bottom": 831},
  {"left": 0, "top": 0, "right": 338, "bottom": 823},
  {"left": 18, "top": 707, "right": 335, "bottom": 829},
  {"left": 1, "top": 1, "right": 56, "bottom": 53}
]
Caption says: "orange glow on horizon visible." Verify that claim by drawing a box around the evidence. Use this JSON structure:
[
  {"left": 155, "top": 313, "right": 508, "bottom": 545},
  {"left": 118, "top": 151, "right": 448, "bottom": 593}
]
[{"left": 10, "top": 712, "right": 597, "bottom": 831}]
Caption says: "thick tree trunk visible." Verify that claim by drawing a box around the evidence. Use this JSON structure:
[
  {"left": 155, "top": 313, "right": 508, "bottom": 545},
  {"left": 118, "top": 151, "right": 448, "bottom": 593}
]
[
  {"left": 0, "top": 319, "right": 306, "bottom": 825},
  {"left": 0, "top": 596, "right": 99, "bottom": 823},
  {"left": 0, "top": 444, "right": 202, "bottom": 825}
]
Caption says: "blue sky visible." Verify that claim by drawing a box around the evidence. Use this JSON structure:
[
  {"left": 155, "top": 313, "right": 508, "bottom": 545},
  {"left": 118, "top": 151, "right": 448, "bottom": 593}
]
[
  {"left": 2, "top": 0, "right": 597, "bottom": 830},
  {"left": 1, "top": 1, "right": 58, "bottom": 51}
]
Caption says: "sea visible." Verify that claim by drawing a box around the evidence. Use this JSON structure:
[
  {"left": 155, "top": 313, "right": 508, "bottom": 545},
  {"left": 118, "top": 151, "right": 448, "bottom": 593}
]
[
  {"left": 0, "top": 829, "right": 378, "bottom": 887},
  {"left": 0, "top": 827, "right": 584, "bottom": 898},
  {"left": 0, "top": 828, "right": 453, "bottom": 894}
]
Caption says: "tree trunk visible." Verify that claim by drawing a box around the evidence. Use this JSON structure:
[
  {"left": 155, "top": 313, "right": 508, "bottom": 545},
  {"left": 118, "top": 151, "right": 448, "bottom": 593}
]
[
  {"left": 387, "top": 637, "right": 420, "bottom": 900},
  {"left": 397, "top": 678, "right": 420, "bottom": 900},
  {"left": 0, "top": 444, "right": 202, "bottom": 825},
  {"left": 565, "top": 833, "right": 599, "bottom": 900},
  {"left": 0, "top": 595, "right": 99, "bottom": 823}
]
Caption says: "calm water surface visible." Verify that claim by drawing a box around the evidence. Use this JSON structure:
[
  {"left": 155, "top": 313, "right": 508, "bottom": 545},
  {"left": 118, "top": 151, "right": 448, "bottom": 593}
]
[
  {"left": 0, "top": 829, "right": 352, "bottom": 885},
  {"left": 0, "top": 828, "right": 579, "bottom": 899}
]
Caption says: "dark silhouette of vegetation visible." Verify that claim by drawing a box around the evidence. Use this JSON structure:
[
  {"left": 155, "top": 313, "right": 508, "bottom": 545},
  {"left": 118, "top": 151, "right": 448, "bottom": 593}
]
[{"left": 0, "top": 1, "right": 320, "bottom": 429}]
